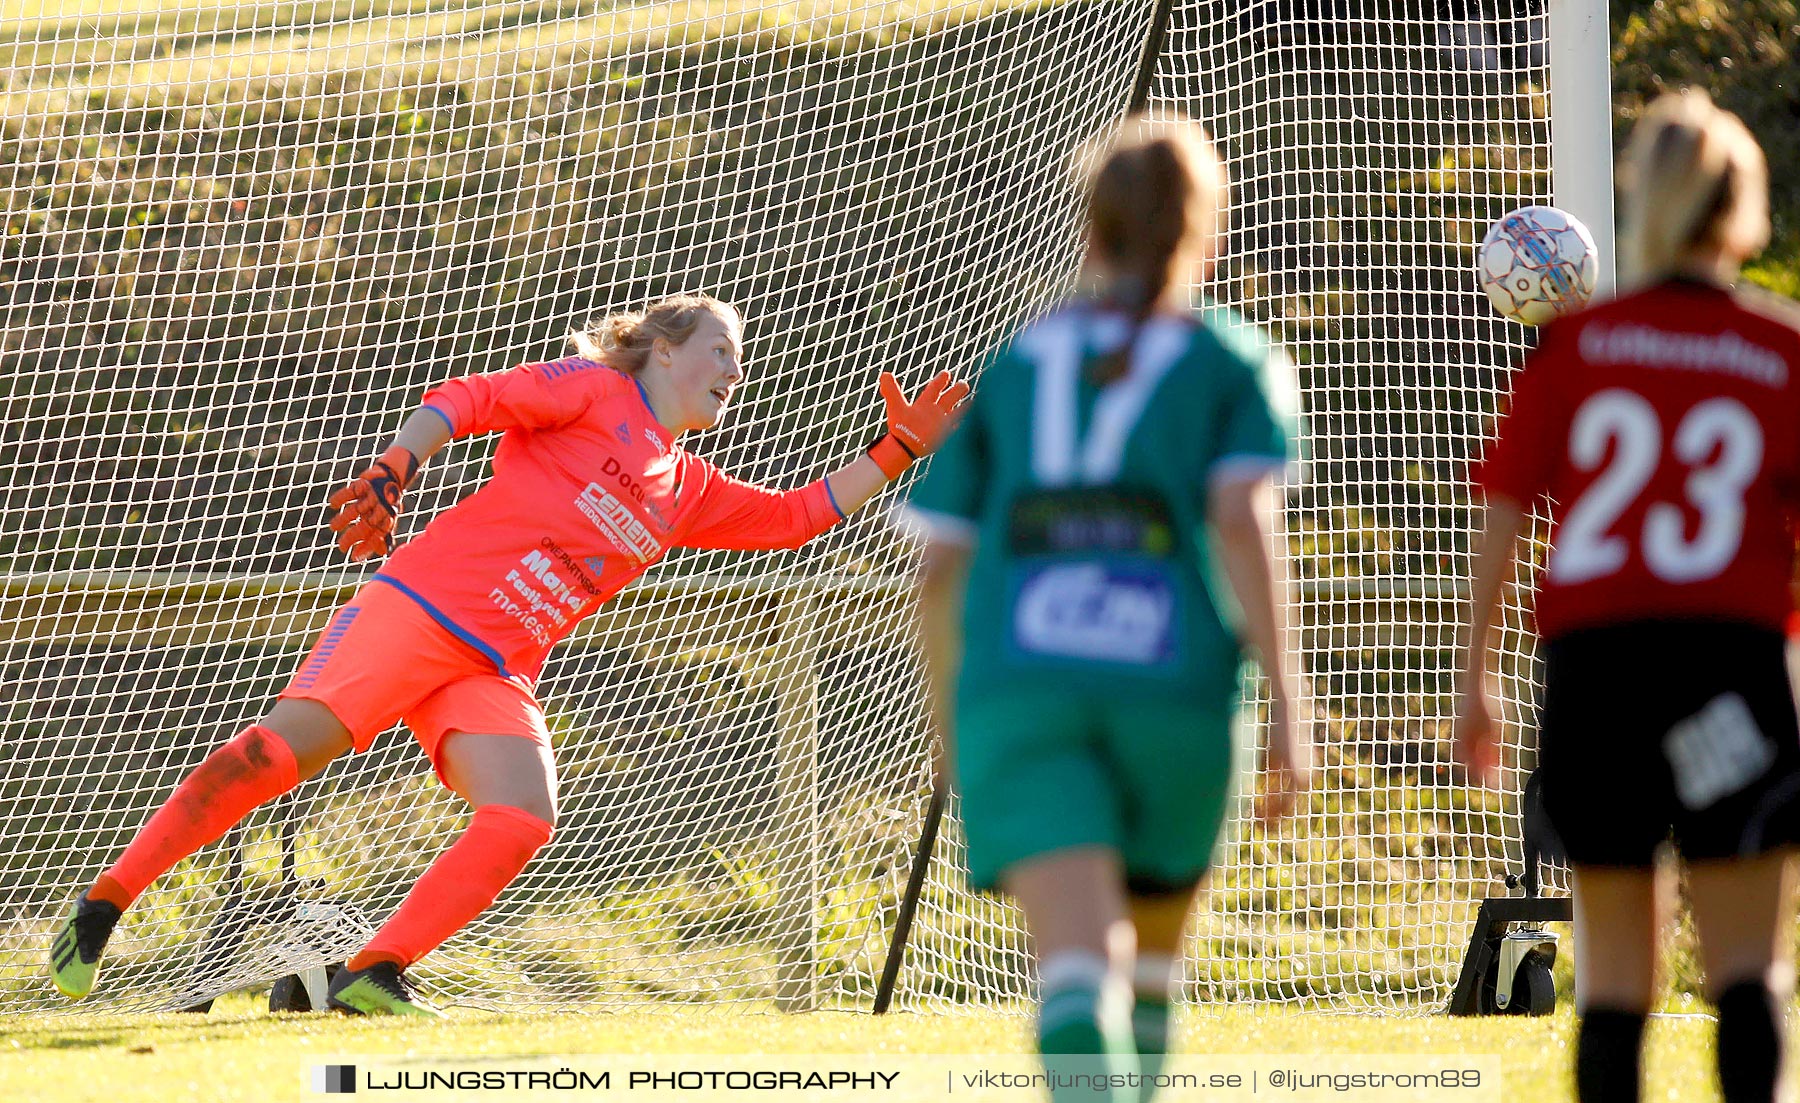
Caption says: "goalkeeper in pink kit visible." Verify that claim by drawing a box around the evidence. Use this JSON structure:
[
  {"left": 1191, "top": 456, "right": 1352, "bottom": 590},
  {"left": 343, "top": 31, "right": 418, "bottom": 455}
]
[{"left": 50, "top": 293, "right": 968, "bottom": 1015}]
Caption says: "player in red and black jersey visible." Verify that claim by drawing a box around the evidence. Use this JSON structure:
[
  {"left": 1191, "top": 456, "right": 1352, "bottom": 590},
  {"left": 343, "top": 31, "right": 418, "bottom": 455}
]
[{"left": 1458, "top": 92, "right": 1797, "bottom": 1103}]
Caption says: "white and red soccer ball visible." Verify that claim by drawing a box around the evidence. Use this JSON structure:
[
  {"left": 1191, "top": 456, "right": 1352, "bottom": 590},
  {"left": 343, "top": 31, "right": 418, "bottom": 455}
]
[{"left": 1478, "top": 204, "right": 1600, "bottom": 325}]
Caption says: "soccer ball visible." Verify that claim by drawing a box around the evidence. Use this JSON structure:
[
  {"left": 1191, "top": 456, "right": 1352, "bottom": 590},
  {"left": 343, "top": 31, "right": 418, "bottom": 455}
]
[{"left": 1477, "top": 205, "right": 1599, "bottom": 325}]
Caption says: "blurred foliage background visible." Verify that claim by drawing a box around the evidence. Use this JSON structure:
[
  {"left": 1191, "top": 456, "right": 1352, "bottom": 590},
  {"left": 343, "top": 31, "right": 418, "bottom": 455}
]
[{"left": 1613, "top": 0, "right": 1799, "bottom": 293}]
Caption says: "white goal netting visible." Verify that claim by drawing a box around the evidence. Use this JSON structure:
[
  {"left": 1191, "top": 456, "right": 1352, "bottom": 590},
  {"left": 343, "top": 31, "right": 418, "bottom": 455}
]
[{"left": 0, "top": 0, "right": 1560, "bottom": 1014}]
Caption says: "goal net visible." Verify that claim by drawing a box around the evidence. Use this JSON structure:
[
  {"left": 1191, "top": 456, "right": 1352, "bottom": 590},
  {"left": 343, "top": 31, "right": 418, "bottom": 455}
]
[{"left": 0, "top": 0, "right": 1560, "bottom": 1014}]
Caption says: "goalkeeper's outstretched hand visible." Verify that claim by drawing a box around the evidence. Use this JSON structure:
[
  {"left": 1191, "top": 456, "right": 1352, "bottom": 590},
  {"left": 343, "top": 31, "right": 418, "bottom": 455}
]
[
  {"left": 867, "top": 370, "right": 972, "bottom": 479},
  {"left": 328, "top": 445, "right": 419, "bottom": 561}
]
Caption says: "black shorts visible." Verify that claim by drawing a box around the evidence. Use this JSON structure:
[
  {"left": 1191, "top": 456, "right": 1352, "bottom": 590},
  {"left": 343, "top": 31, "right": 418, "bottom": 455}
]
[{"left": 1537, "top": 620, "right": 1800, "bottom": 869}]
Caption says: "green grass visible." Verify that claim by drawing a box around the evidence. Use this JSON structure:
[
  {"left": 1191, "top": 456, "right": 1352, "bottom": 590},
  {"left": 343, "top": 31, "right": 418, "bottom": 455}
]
[{"left": 0, "top": 995, "right": 1731, "bottom": 1103}]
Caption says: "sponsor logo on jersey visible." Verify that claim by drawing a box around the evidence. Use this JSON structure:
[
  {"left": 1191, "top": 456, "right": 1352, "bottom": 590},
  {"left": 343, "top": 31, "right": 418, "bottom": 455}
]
[
  {"left": 519, "top": 549, "right": 588, "bottom": 612},
  {"left": 614, "top": 421, "right": 632, "bottom": 445},
  {"left": 1009, "top": 561, "right": 1177, "bottom": 667},
  {"left": 576, "top": 482, "right": 662, "bottom": 563},
  {"left": 645, "top": 428, "right": 666, "bottom": 452},
  {"left": 488, "top": 587, "right": 552, "bottom": 646},
  {"left": 502, "top": 568, "right": 570, "bottom": 630},
  {"left": 1578, "top": 323, "right": 1788, "bottom": 387},
  {"left": 536, "top": 537, "right": 603, "bottom": 597},
  {"left": 601, "top": 455, "right": 673, "bottom": 531}
]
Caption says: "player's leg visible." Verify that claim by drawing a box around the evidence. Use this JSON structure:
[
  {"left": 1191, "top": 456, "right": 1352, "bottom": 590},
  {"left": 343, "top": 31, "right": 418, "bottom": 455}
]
[
  {"left": 1672, "top": 624, "right": 1800, "bottom": 1103},
  {"left": 1689, "top": 852, "right": 1797, "bottom": 1103},
  {"left": 51, "top": 705, "right": 357, "bottom": 1002},
  {"left": 1534, "top": 625, "right": 1678, "bottom": 1103},
  {"left": 1570, "top": 865, "right": 1663, "bottom": 1103},
  {"left": 958, "top": 690, "right": 1134, "bottom": 1099},
  {"left": 85, "top": 700, "right": 351, "bottom": 914},
  {"left": 52, "top": 585, "right": 442, "bottom": 999},
  {"left": 1111, "top": 694, "right": 1235, "bottom": 1101},
  {"left": 353, "top": 729, "right": 556, "bottom": 972},
  {"left": 80, "top": 589, "right": 440, "bottom": 917},
  {"left": 1125, "top": 888, "right": 1198, "bottom": 1096},
  {"left": 1003, "top": 847, "right": 1136, "bottom": 1102},
  {"left": 329, "top": 680, "right": 554, "bottom": 1017}
]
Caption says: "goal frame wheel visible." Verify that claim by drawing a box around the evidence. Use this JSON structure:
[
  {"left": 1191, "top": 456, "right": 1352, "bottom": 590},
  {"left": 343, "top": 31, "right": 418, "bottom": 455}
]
[
  {"left": 269, "top": 963, "right": 341, "bottom": 1013},
  {"left": 1452, "top": 910, "right": 1568, "bottom": 1016},
  {"left": 1508, "top": 953, "right": 1557, "bottom": 1016},
  {"left": 269, "top": 973, "right": 311, "bottom": 1013}
]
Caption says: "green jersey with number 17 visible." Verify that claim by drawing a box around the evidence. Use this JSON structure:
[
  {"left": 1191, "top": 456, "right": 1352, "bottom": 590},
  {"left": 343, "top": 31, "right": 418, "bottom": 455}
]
[{"left": 902, "top": 302, "right": 1299, "bottom": 700}]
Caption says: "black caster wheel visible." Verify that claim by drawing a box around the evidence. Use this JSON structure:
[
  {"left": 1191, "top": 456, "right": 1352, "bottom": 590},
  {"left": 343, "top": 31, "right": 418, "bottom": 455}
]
[
  {"left": 1478, "top": 949, "right": 1558, "bottom": 1015},
  {"left": 269, "top": 973, "right": 312, "bottom": 1013},
  {"left": 1511, "top": 954, "right": 1557, "bottom": 1016},
  {"left": 268, "top": 964, "right": 342, "bottom": 1013}
]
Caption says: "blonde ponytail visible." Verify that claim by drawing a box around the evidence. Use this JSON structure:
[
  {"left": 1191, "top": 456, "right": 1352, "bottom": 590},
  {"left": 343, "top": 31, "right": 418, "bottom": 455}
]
[
  {"left": 1619, "top": 89, "right": 1769, "bottom": 287},
  {"left": 569, "top": 293, "right": 740, "bottom": 373}
]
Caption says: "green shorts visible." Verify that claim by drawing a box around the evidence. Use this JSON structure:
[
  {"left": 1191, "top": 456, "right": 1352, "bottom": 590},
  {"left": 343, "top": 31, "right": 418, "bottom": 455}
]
[{"left": 952, "top": 686, "right": 1238, "bottom": 893}]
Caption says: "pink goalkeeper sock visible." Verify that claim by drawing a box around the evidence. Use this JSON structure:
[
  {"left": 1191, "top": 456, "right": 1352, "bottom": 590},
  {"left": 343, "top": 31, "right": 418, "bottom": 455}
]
[
  {"left": 348, "top": 804, "right": 552, "bottom": 971},
  {"left": 92, "top": 725, "right": 300, "bottom": 910}
]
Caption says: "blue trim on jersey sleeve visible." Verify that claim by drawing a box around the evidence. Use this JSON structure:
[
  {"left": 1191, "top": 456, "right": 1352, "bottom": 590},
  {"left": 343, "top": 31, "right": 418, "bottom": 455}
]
[
  {"left": 420, "top": 404, "right": 456, "bottom": 437},
  {"left": 369, "top": 575, "right": 514, "bottom": 677},
  {"left": 539, "top": 357, "right": 610, "bottom": 381},
  {"left": 823, "top": 478, "right": 846, "bottom": 520}
]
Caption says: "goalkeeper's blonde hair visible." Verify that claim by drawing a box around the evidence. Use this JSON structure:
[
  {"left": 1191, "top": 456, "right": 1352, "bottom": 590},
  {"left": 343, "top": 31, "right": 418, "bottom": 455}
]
[
  {"left": 571, "top": 293, "right": 741, "bottom": 372},
  {"left": 1620, "top": 89, "right": 1769, "bottom": 287}
]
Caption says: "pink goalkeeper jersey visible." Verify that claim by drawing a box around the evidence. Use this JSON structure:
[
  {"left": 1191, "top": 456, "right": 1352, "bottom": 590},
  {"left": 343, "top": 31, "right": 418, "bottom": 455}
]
[{"left": 373, "top": 357, "right": 845, "bottom": 680}]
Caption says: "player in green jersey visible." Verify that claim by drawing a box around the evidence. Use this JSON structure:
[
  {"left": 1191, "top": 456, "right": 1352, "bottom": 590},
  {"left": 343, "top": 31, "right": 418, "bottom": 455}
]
[{"left": 902, "top": 115, "right": 1311, "bottom": 1102}]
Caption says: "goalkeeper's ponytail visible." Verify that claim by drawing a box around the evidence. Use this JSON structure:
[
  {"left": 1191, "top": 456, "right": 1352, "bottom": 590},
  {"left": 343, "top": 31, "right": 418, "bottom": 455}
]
[
  {"left": 1081, "top": 115, "right": 1226, "bottom": 386},
  {"left": 570, "top": 293, "right": 741, "bottom": 373},
  {"left": 1619, "top": 89, "right": 1768, "bottom": 288}
]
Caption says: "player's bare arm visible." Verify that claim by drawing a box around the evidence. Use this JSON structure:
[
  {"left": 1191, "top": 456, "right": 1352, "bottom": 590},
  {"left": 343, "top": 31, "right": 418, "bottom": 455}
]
[
  {"left": 1210, "top": 470, "right": 1313, "bottom": 820},
  {"left": 1455, "top": 494, "right": 1526, "bottom": 786}
]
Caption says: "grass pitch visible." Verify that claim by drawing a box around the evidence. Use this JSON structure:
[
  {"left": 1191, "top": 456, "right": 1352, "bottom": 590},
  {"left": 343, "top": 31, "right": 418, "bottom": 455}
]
[{"left": 0, "top": 996, "right": 1727, "bottom": 1103}]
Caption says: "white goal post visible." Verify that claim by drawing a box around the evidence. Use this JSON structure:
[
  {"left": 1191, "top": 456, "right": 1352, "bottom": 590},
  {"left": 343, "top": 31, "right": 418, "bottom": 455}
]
[
  {"left": 0, "top": 0, "right": 1610, "bottom": 1014},
  {"left": 1548, "top": 0, "right": 1617, "bottom": 295}
]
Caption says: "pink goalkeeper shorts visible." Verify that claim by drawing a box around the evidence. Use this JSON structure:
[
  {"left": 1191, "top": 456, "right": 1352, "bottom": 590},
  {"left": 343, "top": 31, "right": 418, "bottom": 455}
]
[{"left": 278, "top": 579, "right": 550, "bottom": 783}]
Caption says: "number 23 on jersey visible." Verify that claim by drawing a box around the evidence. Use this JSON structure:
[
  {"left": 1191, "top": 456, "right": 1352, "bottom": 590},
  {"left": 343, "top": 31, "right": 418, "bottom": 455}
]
[{"left": 1552, "top": 389, "right": 1764, "bottom": 585}]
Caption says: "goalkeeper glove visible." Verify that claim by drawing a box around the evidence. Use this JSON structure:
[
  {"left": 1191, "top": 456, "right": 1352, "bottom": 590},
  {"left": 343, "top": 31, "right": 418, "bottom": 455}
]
[
  {"left": 867, "top": 370, "right": 971, "bottom": 479},
  {"left": 328, "top": 445, "right": 419, "bottom": 561}
]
